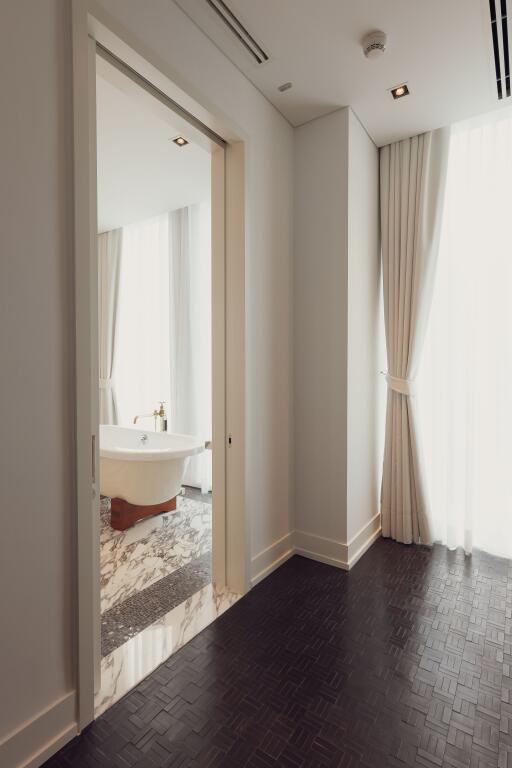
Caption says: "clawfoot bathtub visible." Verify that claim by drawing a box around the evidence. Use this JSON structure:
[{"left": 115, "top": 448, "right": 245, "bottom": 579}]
[{"left": 100, "top": 425, "right": 204, "bottom": 530}]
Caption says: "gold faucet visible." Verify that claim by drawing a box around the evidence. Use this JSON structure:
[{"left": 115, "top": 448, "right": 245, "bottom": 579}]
[
  {"left": 157, "top": 402, "right": 167, "bottom": 432},
  {"left": 133, "top": 402, "right": 167, "bottom": 432}
]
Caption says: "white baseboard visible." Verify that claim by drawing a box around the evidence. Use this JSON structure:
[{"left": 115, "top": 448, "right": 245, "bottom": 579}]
[
  {"left": 294, "top": 530, "right": 350, "bottom": 569},
  {"left": 346, "top": 512, "right": 382, "bottom": 567},
  {"left": 0, "top": 692, "right": 77, "bottom": 768},
  {"left": 294, "top": 514, "right": 381, "bottom": 571},
  {"left": 251, "top": 532, "right": 295, "bottom": 585},
  {"left": 252, "top": 516, "right": 382, "bottom": 585}
]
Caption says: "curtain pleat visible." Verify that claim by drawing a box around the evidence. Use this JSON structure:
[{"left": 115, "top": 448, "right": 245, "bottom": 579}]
[{"left": 380, "top": 129, "right": 449, "bottom": 544}]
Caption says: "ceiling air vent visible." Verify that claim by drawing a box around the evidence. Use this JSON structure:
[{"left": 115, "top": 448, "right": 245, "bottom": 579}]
[
  {"left": 205, "top": 0, "right": 269, "bottom": 64},
  {"left": 489, "top": 0, "right": 510, "bottom": 98}
]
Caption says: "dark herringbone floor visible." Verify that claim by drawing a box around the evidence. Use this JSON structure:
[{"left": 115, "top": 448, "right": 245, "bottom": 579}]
[{"left": 43, "top": 539, "right": 512, "bottom": 767}]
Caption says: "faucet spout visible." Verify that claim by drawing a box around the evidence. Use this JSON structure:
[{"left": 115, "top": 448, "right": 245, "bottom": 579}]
[
  {"left": 133, "top": 404, "right": 168, "bottom": 431},
  {"left": 133, "top": 412, "right": 157, "bottom": 425}
]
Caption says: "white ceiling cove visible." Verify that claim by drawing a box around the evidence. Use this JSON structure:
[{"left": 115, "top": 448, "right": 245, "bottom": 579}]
[
  {"left": 97, "top": 61, "right": 211, "bottom": 233},
  {"left": 175, "top": 0, "right": 505, "bottom": 146}
]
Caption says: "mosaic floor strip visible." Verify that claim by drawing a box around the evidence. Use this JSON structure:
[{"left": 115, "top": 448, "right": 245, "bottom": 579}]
[{"left": 101, "top": 551, "right": 212, "bottom": 656}]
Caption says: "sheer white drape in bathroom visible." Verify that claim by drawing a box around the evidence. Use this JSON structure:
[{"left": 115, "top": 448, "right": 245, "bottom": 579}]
[
  {"left": 98, "top": 228, "right": 122, "bottom": 424},
  {"left": 418, "top": 109, "right": 512, "bottom": 559},
  {"left": 168, "top": 206, "right": 212, "bottom": 493},
  {"left": 113, "top": 203, "right": 212, "bottom": 492},
  {"left": 114, "top": 214, "right": 170, "bottom": 425}
]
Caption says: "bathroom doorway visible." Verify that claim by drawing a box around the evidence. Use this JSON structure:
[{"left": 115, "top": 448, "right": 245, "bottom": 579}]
[
  {"left": 73, "top": 13, "right": 247, "bottom": 729},
  {"left": 77, "top": 38, "right": 244, "bottom": 717}
]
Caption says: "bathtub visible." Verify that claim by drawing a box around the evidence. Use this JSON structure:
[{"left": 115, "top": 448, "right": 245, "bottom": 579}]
[{"left": 100, "top": 425, "right": 204, "bottom": 508}]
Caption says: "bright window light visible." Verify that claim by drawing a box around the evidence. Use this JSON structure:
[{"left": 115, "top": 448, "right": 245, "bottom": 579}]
[{"left": 418, "top": 107, "right": 512, "bottom": 558}]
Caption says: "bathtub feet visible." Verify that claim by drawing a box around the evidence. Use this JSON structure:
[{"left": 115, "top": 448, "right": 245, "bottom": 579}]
[{"left": 110, "top": 496, "right": 177, "bottom": 531}]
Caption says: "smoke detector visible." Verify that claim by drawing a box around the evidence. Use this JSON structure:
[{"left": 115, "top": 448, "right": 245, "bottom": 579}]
[{"left": 362, "top": 30, "right": 388, "bottom": 59}]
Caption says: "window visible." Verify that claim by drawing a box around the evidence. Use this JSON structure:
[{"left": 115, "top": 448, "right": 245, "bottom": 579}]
[{"left": 418, "top": 109, "right": 512, "bottom": 558}]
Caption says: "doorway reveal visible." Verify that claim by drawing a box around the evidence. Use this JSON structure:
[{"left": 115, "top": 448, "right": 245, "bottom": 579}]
[
  {"left": 72, "top": 9, "right": 248, "bottom": 727},
  {"left": 93, "top": 50, "right": 238, "bottom": 716}
]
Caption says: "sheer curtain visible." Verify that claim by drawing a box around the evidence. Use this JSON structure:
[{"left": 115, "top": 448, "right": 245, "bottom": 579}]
[
  {"left": 169, "top": 205, "right": 212, "bottom": 492},
  {"left": 114, "top": 204, "right": 212, "bottom": 492},
  {"left": 418, "top": 109, "right": 512, "bottom": 559},
  {"left": 98, "top": 228, "right": 122, "bottom": 424},
  {"left": 114, "top": 213, "right": 170, "bottom": 425}
]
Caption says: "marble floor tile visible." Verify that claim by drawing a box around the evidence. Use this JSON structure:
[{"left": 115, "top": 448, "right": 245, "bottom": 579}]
[
  {"left": 97, "top": 492, "right": 225, "bottom": 715},
  {"left": 96, "top": 492, "right": 230, "bottom": 716},
  {"left": 100, "top": 495, "right": 212, "bottom": 613}
]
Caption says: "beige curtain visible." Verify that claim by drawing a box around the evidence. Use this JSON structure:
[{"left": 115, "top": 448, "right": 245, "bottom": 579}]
[
  {"left": 380, "top": 128, "right": 449, "bottom": 544},
  {"left": 98, "top": 228, "right": 122, "bottom": 424}
]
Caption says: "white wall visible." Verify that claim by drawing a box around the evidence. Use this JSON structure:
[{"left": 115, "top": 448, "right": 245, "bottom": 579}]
[
  {"left": 294, "top": 109, "right": 349, "bottom": 547},
  {"left": 0, "top": 0, "right": 293, "bottom": 762},
  {"left": 293, "top": 107, "right": 382, "bottom": 568},
  {"left": 346, "top": 110, "right": 383, "bottom": 553},
  {"left": 0, "top": 0, "right": 76, "bottom": 763}
]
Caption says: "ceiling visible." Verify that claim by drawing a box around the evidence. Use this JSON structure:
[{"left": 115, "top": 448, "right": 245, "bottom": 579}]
[
  {"left": 97, "top": 60, "right": 211, "bottom": 233},
  {"left": 175, "top": 0, "right": 505, "bottom": 146}
]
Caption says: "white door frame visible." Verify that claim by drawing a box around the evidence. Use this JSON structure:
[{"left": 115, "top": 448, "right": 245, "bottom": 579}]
[{"left": 71, "top": 0, "right": 248, "bottom": 731}]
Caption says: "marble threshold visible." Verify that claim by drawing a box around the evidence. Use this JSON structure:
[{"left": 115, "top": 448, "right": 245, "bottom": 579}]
[{"left": 96, "top": 582, "right": 240, "bottom": 716}]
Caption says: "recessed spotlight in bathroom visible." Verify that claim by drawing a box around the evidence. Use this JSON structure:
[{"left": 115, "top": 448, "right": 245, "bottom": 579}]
[
  {"left": 172, "top": 136, "right": 189, "bottom": 146},
  {"left": 390, "top": 83, "right": 409, "bottom": 100},
  {"left": 278, "top": 82, "right": 293, "bottom": 92}
]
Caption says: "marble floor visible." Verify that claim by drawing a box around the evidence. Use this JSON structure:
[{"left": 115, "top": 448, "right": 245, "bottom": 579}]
[
  {"left": 100, "top": 492, "right": 212, "bottom": 617},
  {"left": 101, "top": 551, "right": 212, "bottom": 656},
  {"left": 98, "top": 490, "right": 241, "bottom": 715}
]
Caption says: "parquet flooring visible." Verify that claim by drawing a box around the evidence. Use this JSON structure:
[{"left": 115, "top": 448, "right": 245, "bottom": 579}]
[{"left": 43, "top": 539, "right": 512, "bottom": 767}]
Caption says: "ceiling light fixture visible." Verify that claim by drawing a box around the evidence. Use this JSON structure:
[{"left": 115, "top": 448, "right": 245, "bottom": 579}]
[
  {"left": 172, "top": 136, "right": 189, "bottom": 146},
  {"left": 390, "top": 83, "right": 409, "bottom": 100},
  {"left": 278, "top": 82, "right": 293, "bottom": 93}
]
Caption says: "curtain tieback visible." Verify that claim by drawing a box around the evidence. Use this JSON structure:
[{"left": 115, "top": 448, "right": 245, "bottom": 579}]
[
  {"left": 385, "top": 373, "right": 416, "bottom": 396},
  {"left": 99, "top": 378, "right": 113, "bottom": 390}
]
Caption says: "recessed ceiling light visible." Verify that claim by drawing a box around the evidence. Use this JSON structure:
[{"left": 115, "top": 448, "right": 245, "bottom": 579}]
[
  {"left": 278, "top": 82, "right": 293, "bottom": 93},
  {"left": 172, "top": 136, "right": 189, "bottom": 146},
  {"left": 391, "top": 83, "right": 409, "bottom": 100}
]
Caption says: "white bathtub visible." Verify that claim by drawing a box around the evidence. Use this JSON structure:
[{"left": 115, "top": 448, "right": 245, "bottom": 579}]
[{"left": 100, "top": 425, "right": 204, "bottom": 506}]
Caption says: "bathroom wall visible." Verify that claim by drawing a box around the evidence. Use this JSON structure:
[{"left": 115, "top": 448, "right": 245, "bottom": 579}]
[
  {"left": 294, "top": 107, "right": 382, "bottom": 568},
  {"left": 0, "top": 0, "right": 293, "bottom": 764}
]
